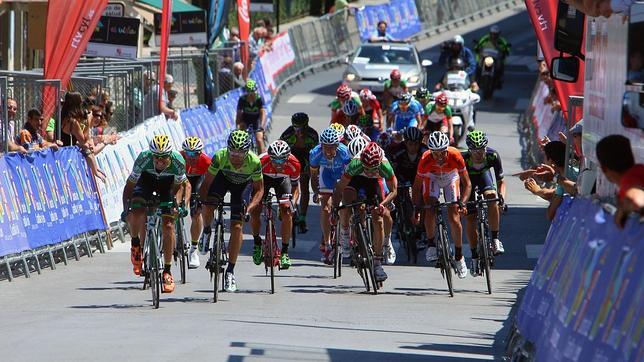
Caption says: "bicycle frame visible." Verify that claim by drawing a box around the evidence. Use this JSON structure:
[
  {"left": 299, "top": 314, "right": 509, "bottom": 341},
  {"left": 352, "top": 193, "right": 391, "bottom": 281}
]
[
  {"left": 205, "top": 202, "right": 229, "bottom": 303},
  {"left": 426, "top": 201, "right": 460, "bottom": 297},
  {"left": 140, "top": 197, "right": 173, "bottom": 309},
  {"left": 467, "top": 190, "right": 502, "bottom": 294},
  {"left": 395, "top": 182, "right": 417, "bottom": 263},
  {"left": 261, "top": 193, "right": 282, "bottom": 294}
]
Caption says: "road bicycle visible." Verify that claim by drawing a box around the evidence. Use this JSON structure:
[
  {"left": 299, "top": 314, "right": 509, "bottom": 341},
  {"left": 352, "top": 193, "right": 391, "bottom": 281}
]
[
  {"left": 260, "top": 192, "right": 283, "bottom": 294},
  {"left": 202, "top": 201, "right": 230, "bottom": 303},
  {"left": 173, "top": 201, "right": 189, "bottom": 284},
  {"left": 394, "top": 182, "right": 418, "bottom": 264},
  {"left": 425, "top": 201, "right": 461, "bottom": 297},
  {"left": 467, "top": 189, "right": 503, "bottom": 294}
]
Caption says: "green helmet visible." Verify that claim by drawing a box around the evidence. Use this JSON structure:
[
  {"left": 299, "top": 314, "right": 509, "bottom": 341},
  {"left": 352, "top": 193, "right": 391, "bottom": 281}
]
[
  {"left": 466, "top": 130, "right": 488, "bottom": 149},
  {"left": 245, "top": 79, "right": 257, "bottom": 92},
  {"left": 227, "top": 130, "right": 251, "bottom": 151}
]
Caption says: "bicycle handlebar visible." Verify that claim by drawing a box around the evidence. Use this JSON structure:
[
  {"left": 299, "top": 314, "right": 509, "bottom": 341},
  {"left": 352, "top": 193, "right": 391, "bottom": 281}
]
[
  {"left": 466, "top": 197, "right": 503, "bottom": 207},
  {"left": 422, "top": 200, "right": 462, "bottom": 209}
]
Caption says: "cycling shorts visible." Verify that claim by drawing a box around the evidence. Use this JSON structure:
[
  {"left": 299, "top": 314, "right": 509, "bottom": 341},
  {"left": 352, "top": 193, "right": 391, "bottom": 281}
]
[
  {"left": 466, "top": 169, "right": 497, "bottom": 214},
  {"left": 241, "top": 121, "right": 264, "bottom": 133},
  {"left": 131, "top": 172, "right": 175, "bottom": 216},
  {"left": 205, "top": 172, "right": 251, "bottom": 222},
  {"left": 262, "top": 175, "right": 293, "bottom": 207},
  {"left": 347, "top": 176, "right": 384, "bottom": 203},
  {"left": 423, "top": 170, "right": 460, "bottom": 203},
  {"left": 424, "top": 118, "right": 448, "bottom": 133}
]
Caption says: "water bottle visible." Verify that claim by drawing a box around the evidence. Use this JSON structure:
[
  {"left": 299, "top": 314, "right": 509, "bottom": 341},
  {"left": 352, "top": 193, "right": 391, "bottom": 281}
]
[{"left": 198, "top": 231, "right": 211, "bottom": 255}]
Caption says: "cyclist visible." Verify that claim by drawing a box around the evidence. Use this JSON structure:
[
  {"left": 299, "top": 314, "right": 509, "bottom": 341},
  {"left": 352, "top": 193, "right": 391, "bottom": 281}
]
[
  {"left": 387, "top": 92, "right": 423, "bottom": 132},
  {"left": 340, "top": 98, "right": 362, "bottom": 127},
  {"left": 414, "top": 87, "right": 432, "bottom": 109},
  {"left": 329, "top": 122, "right": 346, "bottom": 143},
  {"left": 330, "top": 84, "right": 363, "bottom": 125},
  {"left": 383, "top": 69, "right": 408, "bottom": 109},
  {"left": 198, "top": 130, "right": 264, "bottom": 292},
  {"left": 474, "top": 25, "right": 511, "bottom": 89},
  {"left": 180, "top": 136, "right": 212, "bottom": 269},
  {"left": 461, "top": 131, "right": 506, "bottom": 275},
  {"left": 250, "top": 140, "right": 300, "bottom": 269},
  {"left": 279, "top": 112, "right": 319, "bottom": 233},
  {"left": 347, "top": 136, "right": 369, "bottom": 158},
  {"left": 122, "top": 135, "right": 190, "bottom": 294},
  {"left": 412, "top": 131, "right": 472, "bottom": 279},
  {"left": 359, "top": 88, "right": 384, "bottom": 131},
  {"left": 310, "top": 127, "right": 352, "bottom": 264},
  {"left": 332, "top": 142, "right": 398, "bottom": 282},
  {"left": 344, "top": 124, "right": 369, "bottom": 144},
  {"left": 422, "top": 92, "right": 453, "bottom": 143},
  {"left": 358, "top": 114, "right": 382, "bottom": 141},
  {"left": 236, "top": 80, "right": 267, "bottom": 153}
]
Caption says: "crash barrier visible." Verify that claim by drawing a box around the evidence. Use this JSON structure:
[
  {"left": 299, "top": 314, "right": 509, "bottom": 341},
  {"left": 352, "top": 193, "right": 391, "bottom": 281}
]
[
  {"left": 0, "top": 147, "right": 106, "bottom": 280},
  {"left": 414, "top": 0, "right": 521, "bottom": 34},
  {"left": 355, "top": 0, "right": 423, "bottom": 41},
  {"left": 506, "top": 196, "right": 643, "bottom": 361}
]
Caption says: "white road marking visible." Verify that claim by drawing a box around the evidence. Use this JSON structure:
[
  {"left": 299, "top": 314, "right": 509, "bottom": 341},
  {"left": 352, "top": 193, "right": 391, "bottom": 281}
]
[
  {"left": 525, "top": 244, "right": 544, "bottom": 259},
  {"left": 287, "top": 93, "right": 318, "bottom": 104}
]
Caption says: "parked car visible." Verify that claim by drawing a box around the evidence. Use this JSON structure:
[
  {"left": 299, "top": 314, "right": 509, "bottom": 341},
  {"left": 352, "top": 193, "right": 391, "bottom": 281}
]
[{"left": 342, "top": 41, "right": 432, "bottom": 93}]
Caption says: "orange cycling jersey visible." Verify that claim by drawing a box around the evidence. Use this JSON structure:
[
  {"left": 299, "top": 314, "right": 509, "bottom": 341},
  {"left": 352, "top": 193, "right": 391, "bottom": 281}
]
[{"left": 416, "top": 147, "right": 466, "bottom": 177}]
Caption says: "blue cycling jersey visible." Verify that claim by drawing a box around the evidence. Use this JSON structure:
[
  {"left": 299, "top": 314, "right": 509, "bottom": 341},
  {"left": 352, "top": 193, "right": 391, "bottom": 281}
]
[
  {"left": 390, "top": 99, "right": 423, "bottom": 131},
  {"left": 309, "top": 143, "right": 352, "bottom": 192}
]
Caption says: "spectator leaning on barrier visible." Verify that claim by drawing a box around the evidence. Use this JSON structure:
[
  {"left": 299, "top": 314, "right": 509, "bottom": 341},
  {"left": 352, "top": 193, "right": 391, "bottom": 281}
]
[
  {"left": 1, "top": 97, "right": 27, "bottom": 154},
  {"left": 17, "top": 108, "right": 59, "bottom": 151},
  {"left": 162, "top": 74, "right": 179, "bottom": 120},
  {"left": 218, "top": 56, "right": 234, "bottom": 95},
  {"left": 249, "top": 27, "right": 266, "bottom": 61},
  {"left": 595, "top": 135, "right": 644, "bottom": 228},
  {"left": 543, "top": 141, "right": 578, "bottom": 220},
  {"left": 232, "top": 62, "right": 246, "bottom": 89},
  {"left": 90, "top": 105, "right": 119, "bottom": 154}
]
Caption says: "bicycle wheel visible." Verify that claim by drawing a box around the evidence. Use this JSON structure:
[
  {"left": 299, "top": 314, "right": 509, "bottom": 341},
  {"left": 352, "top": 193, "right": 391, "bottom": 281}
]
[
  {"left": 212, "top": 222, "right": 222, "bottom": 302},
  {"left": 479, "top": 221, "right": 492, "bottom": 294},
  {"left": 265, "top": 218, "right": 276, "bottom": 294},
  {"left": 176, "top": 217, "right": 187, "bottom": 284},
  {"left": 439, "top": 224, "right": 454, "bottom": 297},
  {"left": 357, "top": 223, "right": 378, "bottom": 295},
  {"left": 150, "top": 231, "right": 161, "bottom": 309}
]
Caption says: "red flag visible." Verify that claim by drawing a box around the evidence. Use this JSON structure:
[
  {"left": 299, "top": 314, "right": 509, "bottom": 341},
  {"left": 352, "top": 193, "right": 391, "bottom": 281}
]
[
  {"left": 43, "top": 0, "right": 108, "bottom": 125},
  {"left": 237, "top": 0, "right": 250, "bottom": 68},
  {"left": 158, "top": 0, "right": 173, "bottom": 112},
  {"left": 524, "top": 0, "right": 585, "bottom": 120}
]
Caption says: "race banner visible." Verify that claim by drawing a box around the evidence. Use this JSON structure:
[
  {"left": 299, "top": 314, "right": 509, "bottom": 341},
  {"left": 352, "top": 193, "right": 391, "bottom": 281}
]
[
  {"left": 515, "top": 196, "right": 643, "bottom": 361},
  {"left": 237, "top": 0, "right": 251, "bottom": 67},
  {"left": 0, "top": 148, "right": 105, "bottom": 257},
  {"left": 354, "top": 0, "right": 422, "bottom": 42},
  {"left": 86, "top": 16, "right": 140, "bottom": 59},
  {"left": 258, "top": 32, "right": 296, "bottom": 90},
  {"left": 154, "top": 10, "right": 208, "bottom": 46}
]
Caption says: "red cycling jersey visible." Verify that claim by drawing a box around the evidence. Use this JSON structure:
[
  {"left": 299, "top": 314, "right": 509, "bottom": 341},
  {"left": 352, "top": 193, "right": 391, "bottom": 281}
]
[
  {"left": 181, "top": 151, "right": 212, "bottom": 176},
  {"left": 260, "top": 153, "right": 301, "bottom": 182}
]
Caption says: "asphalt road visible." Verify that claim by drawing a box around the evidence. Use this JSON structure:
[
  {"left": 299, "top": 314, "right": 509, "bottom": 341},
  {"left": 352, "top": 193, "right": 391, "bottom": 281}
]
[{"left": 0, "top": 5, "right": 551, "bottom": 362}]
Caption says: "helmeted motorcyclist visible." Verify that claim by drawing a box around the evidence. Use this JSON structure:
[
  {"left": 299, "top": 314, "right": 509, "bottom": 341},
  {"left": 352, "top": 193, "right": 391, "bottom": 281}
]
[
  {"left": 438, "top": 35, "right": 477, "bottom": 81},
  {"left": 435, "top": 57, "right": 478, "bottom": 92},
  {"left": 474, "top": 25, "right": 511, "bottom": 89}
]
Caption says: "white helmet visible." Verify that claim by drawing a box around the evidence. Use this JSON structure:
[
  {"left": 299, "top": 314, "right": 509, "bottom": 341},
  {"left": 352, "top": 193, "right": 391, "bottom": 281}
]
[
  {"left": 344, "top": 124, "right": 363, "bottom": 142},
  {"left": 453, "top": 35, "right": 464, "bottom": 45},
  {"left": 267, "top": 139, "right": 291, "bottom": 161},
  {"left": 348, "top": 136, "right": 369, "bottom": 157},
  {"left": 427, "top": 131, "right": 450, "bottom": 151}
]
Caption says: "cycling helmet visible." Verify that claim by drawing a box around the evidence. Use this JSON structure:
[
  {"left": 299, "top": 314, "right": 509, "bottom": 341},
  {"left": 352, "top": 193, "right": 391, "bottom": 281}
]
[
  {"left": 390, "top": 69, "right": 402, "bottom": 80},
  {"left": 427, "top": 131, "right": 450, "bottom": 151},
  {"left": 291, "top": 112, "right": 309, "bottom": 127},
  {"left": 453, "top": 35, "right": 464, "bottom": 45},
  {"left": 377, "top": 132, "right": 392, "bottom": 149},
  {"left": 358, "top": 114, "right": 373, "bottom": 128},
  {"left": 449, "top": 58, "right": 465, "bottom": 71},
  {"left": 336, "top": 84, "right": 352, "bottom": 101},
  {"left": 227, "top": 129, "right": 252, "bottom": 151},
  {"left": 435, "top": 92, "right": 448, "bottom": 106},
  {"left": 348, "top": 136, "right": 369, "bottom": 157},
  {"left": 342, "top": 98, "right": 359, "bottom": 116},
  {"left": 245, "top": 79, "right": 258, "bottom": 92},
  {"left": 415, "top": 87, "right": 430, "bottom": 100},
  {"left": 360, "top": 142, "right": 384, "bottom": 168},
  {"left": 399, "top": 92, "right": 412, "bottom": 104},
  {"left": 320, "top": 127, "right": 341, "bottom": 145},
  {"left": 150, "top": 135, "right": 173, "bottom": 156},
  {"left": 466, "top": 130, "right": 489, "bottom": 150},
  {"left": 182, "top": 136, "right": 204, "bottom": 152},
  {"left": 359, "top": 88, "right": 375, "bottom": 101},
  {"left": 403, "top": 127, "right": 423, "bottom": 142},
  {"left": 344, "top": 124, "right": 363, "bottom": 142},
  {"left": 268, "top": 140, "right": 291, "bottom": 160},
  {"left": 328, "top": 123, "right": 345, "bottom": 137}
]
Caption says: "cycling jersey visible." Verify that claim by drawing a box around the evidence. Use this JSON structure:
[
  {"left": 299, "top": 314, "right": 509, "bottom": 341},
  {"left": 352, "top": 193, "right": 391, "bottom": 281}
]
[
  {"left": 280, "top": 126, "right": 318, "bottom": 152},
  {"left": 390, "top": 99, "right": 423, "bottom": 131},
  {"left": 343, "top": 158, "right": 395, "bottom": 180},
  {"left": 389, "top": 143, "right": 428, "bottom": 184},
  {"left": 207, "top": 148, "right": 263, "bottom": 184},
  {"left": 461, "top": 147, "right": 504, "bottom": 180},
  {"left": 180, "top": 151, "right": 212, "bottom": 176},
  {"left": 416, "top": 147, "right": 466, "bottom": 202},
  {"left": 362, "top": 98, "right": 382, "bottom": 120},
  {"left": 424, "top": 103, "right": 453, "bottom": 124},
  {"left": 260, "top": 153, "right": 301, "bottom": 184},
  {"left": 237, "top": 94, "right": 264, "bottom": 128},
  {"left": 128, "top": 150, "right": 187, "bottom": 185},
  {"left": 309, "top": 143, "right": 352, "bottom": 193},
  {"left": 384, "top": 79, "right": 408, "bottom": 98}
]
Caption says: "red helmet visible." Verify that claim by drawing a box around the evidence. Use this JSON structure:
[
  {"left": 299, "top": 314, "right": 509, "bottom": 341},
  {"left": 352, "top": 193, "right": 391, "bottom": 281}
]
[
  {"left": 390, "top": 69, "right": 401, "bottom": 80},
  {"left": 435, "top": 92, "right": 448, "bottom": 106},
  {"left": 360, "top": 142, "right": 384, "bottom": 168},
  {"left": 336, "top": 84, "right": 352, "bottom": 101}
]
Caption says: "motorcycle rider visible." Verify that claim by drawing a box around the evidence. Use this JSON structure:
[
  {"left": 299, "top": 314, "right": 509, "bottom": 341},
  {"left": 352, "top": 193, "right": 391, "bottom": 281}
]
[
  {"left": 438, "top": 35, "right": 478, "bottom": 89},
  {"left": 435, "top": 58, "right": 479, "bottom": 93},
  {"left": 474, "top": 25, "right": 511, "bottom": 89}
]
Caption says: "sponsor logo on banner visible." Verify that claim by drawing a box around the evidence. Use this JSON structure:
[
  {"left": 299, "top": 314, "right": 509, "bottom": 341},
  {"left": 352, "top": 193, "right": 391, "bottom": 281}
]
[
  {"left": 154, "top": 11, "right": 207, "bottom": 46},
  {"left": 86, "top": 16, "right": 140, "bottom": 59},
  {"left": 258, "top": 32, "right": 296, "bottom": 89}
]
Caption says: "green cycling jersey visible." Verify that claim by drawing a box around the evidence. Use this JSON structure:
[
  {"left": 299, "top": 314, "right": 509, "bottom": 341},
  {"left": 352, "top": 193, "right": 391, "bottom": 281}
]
[
  {"left": 207, "top": 148, "right": 263, "bottom": 184},
  {"left": 128, "top": 150, "right": 187, "bottom": 185},
  {"left": 329, "top": 94, "right": 362, "bottom": 111},
  {"left": 424, "top": 103, "right": 453, "bottom": 123},
  {"left": 344, "top": 157, "right": 395, "bottom": 180}
]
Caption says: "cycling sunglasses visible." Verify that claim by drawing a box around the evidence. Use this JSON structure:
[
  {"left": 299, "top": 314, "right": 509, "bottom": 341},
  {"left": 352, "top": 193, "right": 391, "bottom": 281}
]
[
  {"left": 185, "top": 150, "right": 201, "bottom": 157},
  {"left": 229, "top": 149, "right": 248, "bottom": 157},
  {"left": 153, "top": 154, "right": 170, "bottom": 160},
  {"left": 469, "top": 147, "right": 486, "bottom": 154},
  {"left": 271, "top": 158, "right": 287, "bottom": 164}
]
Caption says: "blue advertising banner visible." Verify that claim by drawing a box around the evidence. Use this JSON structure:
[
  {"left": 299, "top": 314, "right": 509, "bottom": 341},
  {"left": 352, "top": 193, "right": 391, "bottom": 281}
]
[
  {"left": 355, "top": 0, "right": 422, "bottom": 42},
  {"left": 515, "top": 196, "right": 643, "bottom": 362},
  {"left": 0, "top": 147, "right": 106, "bottom": 257}
]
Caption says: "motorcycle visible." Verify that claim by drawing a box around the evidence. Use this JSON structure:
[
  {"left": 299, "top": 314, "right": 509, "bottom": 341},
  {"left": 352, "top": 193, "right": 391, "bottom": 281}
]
[
  {"left": 433, "top": 72, "right": 480, "bottom": 147},
  {"left": 477, "top": 48, "right": 501, "bottom": 100}
]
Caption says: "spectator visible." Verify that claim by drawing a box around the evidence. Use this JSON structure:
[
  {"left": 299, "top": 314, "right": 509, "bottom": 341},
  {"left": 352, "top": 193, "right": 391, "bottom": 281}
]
[
  {"left": 543, "top": 141, "right": 577, "bottom": 220},
  {"left": 596, "top": 135, "right": 644, "bottom": 228},
  {"left": 249, "top": 27, "right": 266, "bottom": 60},
  {"left": 167, "top": 90, "right": 178, "bottom": 109},
  {"left": 162, "top": 74, "right": 178, "bottom": 120},
  {"left": 60, "top": 91, "right": 106, "bottom": 183},
  {"left": 370, "top": 21, "right": 396, "bottom": 42},
  {"left": 218, "top": 56, "right": 234, "bottom": 94},
  {"left": 1, "top": 97, "right": 27, "bottom": 154},
  {"left": 138, "top": 70, "right": 159, "bottom": 119},
  {"left": 17, "top": 108, "right": 59, "bottom": 151},
  {"left": 90, "top": 105, "right": 119, "bottom": 154},
  {"left": 224, "top": 27, "right": 242, "bottom": 63},
  {"left": 263, "top": 27, "right": 275, "bottom": 51},
  {"left": 232, "top": 62, "right": 246, "bottom": 89}
]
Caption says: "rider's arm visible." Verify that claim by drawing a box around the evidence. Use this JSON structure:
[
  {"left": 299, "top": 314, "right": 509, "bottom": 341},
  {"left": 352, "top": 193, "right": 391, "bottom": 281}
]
[
  {"left": 458, "top": 169, "right": 472, "bottom": 205},
  {"left": 248, "top": 178, "right": 264, "bottom": 213},
  {"left": 464, "top": 48, "right": 477, "bottom": 78},
  {"left": 382, "top": 175, "right": 398, "bottom": 207},
  {"left": 175, "top": 179, "right": 191, "bottom": 209},
  {"left": 332, "top": 175, "right": 351, "bottom": 208},
  {"left": 412, "top": 175, "right": 424, "bottom": 207},
  {"left": 310, "top": 166, "right": 320, "bottom": 194}
]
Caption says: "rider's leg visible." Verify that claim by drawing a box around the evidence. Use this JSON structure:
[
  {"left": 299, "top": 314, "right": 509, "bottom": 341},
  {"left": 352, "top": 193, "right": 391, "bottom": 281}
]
[
  {"left": 447, "top": 205, "right": 463, "bottom": 259},
  {"left": 279, "top": 204, "right": 292, "bottom": 246},
  {"left": 320, "top": 194, "right": 332, "bottom": 246},
  {"left": 250, "top": 201, "right": 262, "bottom": 238},
  {"left": 372, "top": 212, "right": 385, "bottom": 257},
  {"left": 190, "top": 212, "right": 203, "bottom": 245},
  {"left": 299, "top": 173, "right": 310, "bottom": 218},
  {"left": 228, "top": 220, "right": 243, "bottom": 265},
  {"left": 485, "top": 190, "right": 501, "bottom": 239},
  {"left": 129, "top": 207, "right": 147, "bottom": 244},
  {"left": 161, "top": 215, "right": 177, "bottom": 267},
  {"left": 255, "top": 130, "right": 266, "bottom": 154},
  {"left": 383, "top": 208, "right": 392, "bottom": 242},
  {"left": 465, "top": 213, "right": 478, "bottom": 251}
]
